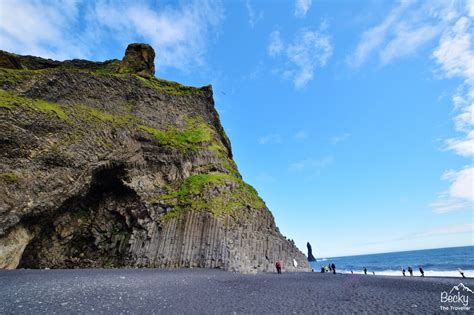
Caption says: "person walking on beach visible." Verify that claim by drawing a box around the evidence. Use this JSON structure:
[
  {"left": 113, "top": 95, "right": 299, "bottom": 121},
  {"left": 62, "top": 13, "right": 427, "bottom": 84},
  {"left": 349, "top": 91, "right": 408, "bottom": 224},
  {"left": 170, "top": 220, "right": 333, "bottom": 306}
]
[
  {"left": 363, "top": 267, "right": 367, "bottom": 275},
  {"left": 408, "top": 266, "right": 413, "bottom": 276},
  {"left": 275, "top": 260, "right": 282, "bottom": 274},
  {"left": 328, "top": 264, "right": 332, "bottom": 272},
  {"left": 331, "top": 263, "right": 336, "bottom": 274},
  {"left": 419, "top": 267, "right": 424, "bottom": 277},
  {"left": 459, "top": 269, "right": 466, "bottom": 279},
  {"left": 402, "top": 268, "right": 406, "bottom": 276}
]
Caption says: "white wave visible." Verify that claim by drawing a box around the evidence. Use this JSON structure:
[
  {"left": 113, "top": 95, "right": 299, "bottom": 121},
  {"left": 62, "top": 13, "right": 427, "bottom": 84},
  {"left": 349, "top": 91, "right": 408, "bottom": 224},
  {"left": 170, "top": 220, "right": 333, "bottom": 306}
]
[
  {"left": 337, "top": 269, "right": 474, "bottom": 278},
  {"left": 317, "top": 258, "right": 327, "bottom": 262}
]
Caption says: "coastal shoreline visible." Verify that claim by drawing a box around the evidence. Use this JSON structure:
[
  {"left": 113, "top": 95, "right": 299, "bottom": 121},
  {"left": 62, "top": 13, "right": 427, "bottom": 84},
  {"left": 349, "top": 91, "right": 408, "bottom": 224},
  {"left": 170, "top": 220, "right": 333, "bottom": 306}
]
[{"left": 2, "top": 268, "right": 473, "bottom": 313}]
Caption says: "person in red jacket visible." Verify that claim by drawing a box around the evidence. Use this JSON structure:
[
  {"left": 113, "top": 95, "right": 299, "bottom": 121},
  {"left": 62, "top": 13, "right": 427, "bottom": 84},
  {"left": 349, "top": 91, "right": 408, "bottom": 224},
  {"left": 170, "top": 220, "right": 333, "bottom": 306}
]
[{"left": 275, "top": 260, "right": 282, "bottom": 274}]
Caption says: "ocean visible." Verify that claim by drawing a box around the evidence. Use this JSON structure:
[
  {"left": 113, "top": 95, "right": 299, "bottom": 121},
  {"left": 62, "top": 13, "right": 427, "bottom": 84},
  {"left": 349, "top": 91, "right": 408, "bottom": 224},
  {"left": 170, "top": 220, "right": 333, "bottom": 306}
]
[{"left": 309, "top": 245, "right": 474, "bottom": 277}]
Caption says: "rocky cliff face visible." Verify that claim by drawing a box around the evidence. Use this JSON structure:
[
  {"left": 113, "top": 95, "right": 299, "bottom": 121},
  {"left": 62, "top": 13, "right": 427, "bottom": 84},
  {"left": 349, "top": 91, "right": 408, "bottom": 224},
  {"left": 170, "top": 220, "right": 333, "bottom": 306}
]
[{"left": 0, "top": 44, "right": 309, "bottom": 273}]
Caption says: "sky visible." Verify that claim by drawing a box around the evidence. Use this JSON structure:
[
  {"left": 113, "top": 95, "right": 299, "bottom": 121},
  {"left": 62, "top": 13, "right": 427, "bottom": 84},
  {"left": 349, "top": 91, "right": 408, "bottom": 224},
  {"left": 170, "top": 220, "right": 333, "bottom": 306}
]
[{"left": 1, "top": 0, "right": 473, "bottom": 258}]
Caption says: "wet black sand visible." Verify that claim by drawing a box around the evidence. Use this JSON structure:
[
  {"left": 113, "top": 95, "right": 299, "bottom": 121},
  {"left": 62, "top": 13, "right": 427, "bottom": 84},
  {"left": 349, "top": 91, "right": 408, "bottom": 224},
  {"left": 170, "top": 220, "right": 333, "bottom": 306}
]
[{"left": 1, "top": 268, "right": 472, "bottom": 314}]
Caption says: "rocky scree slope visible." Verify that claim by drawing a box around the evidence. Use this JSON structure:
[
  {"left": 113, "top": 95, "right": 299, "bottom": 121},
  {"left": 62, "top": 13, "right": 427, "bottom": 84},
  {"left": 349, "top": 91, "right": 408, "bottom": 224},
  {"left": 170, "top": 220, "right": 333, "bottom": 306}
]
[{"left": 0, "top": 44, "right": 309, "bottom": 273}]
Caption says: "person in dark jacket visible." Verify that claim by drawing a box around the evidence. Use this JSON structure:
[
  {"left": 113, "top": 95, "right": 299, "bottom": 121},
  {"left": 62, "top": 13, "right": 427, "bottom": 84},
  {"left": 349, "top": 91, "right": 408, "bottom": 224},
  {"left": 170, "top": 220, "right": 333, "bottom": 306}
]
[
  {"left": 331, "top": 263, "right": 336, "bottom": 274},
  {"left": 419, "top": 267, "right": 425, "bottom": 277},
  {"left": 363, "top": 267, "right": 367, "bottom": 275},
  {"left": 408, "top": 266, "right": 413, "bottom": 276},
  {"left": 402, "top": 268, "right": 406, "bottom": 276},
  {"left": 275, "top": 260, "right": 282, "bottom": 274}
]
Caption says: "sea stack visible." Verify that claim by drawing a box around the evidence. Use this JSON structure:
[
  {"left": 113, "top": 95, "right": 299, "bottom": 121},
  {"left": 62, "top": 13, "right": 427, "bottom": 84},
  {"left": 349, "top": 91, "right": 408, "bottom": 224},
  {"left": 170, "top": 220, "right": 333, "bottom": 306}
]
[
  {"left": 0, "top": 44, "right": 310, "bottom": 273},
  {"left": 119, "top": 43, "right": 155, "bottom": 77},
  {"left": 307, "top": 242, "right": 316, "bottom": 262}
]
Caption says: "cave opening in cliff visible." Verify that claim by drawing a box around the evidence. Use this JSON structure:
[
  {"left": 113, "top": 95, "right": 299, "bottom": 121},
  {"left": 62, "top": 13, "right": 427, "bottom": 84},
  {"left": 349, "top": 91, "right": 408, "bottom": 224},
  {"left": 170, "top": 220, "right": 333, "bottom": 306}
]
[{"left": 19, "top": 164, "right": 142, "bottom": 268}]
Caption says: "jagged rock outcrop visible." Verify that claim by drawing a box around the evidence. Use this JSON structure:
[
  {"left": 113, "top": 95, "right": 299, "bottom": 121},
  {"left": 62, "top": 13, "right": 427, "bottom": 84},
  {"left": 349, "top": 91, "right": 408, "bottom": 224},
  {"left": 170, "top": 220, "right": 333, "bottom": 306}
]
[
  {"left": 119, "top": 43, "right": 155, "bottom": 77},
  {"left": 0, "top": 45, "right": 310, "bottom": 273},
  {"left": 307, "top": 242, "right": 316, "bottom": 262}
]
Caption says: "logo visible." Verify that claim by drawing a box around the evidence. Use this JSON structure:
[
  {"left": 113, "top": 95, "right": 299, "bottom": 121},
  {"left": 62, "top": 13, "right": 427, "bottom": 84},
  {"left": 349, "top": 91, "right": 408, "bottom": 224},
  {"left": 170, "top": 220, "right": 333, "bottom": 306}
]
[{"left": 440, "top": 283, "right": 473, "bottom": 312}]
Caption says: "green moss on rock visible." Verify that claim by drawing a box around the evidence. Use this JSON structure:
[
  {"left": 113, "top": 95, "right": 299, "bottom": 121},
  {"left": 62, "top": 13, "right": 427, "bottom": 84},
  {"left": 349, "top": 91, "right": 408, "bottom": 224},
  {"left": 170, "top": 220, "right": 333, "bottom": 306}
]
[
  {"left": 0, "top": 172, "right": 20, "bottom": 183},
  {"left": 0, "top": 89, "right": 68, "bottom": 120},
  {"left": 137, "top": 76, "right": 207, "bottom": 96},
  {"left": 157, "top": 173, "right": 265, "bottom": 220},
  {"left": 138, "top": 116, "right": 215, "bottom": 152}
]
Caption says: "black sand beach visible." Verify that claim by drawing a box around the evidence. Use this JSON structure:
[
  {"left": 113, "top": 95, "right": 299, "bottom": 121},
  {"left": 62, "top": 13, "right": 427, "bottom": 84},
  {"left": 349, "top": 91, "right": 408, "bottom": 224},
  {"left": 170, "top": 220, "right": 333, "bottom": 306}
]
[{"left": 1, "top": 268, "right": 473, "bottom": 314}]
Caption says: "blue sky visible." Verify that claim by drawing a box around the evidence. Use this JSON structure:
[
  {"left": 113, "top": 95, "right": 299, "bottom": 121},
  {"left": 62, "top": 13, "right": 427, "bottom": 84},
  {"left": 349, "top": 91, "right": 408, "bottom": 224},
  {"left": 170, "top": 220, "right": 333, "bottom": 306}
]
[{"left": 1, "top": 0, "right": 473, "bottom": 257}]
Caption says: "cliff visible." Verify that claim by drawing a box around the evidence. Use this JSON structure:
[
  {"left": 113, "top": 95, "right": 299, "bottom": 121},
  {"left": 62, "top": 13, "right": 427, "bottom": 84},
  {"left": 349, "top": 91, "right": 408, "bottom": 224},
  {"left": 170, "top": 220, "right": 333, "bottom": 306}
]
[{"left": 0, "top": 44, "right": 309, "bottom": 273}]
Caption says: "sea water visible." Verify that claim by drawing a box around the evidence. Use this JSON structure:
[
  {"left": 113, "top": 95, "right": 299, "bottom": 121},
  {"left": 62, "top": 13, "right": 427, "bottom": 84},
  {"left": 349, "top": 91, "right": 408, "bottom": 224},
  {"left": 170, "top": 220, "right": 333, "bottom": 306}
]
[{"left": 309, "top": 246, "right": 474, "bottom": 277}]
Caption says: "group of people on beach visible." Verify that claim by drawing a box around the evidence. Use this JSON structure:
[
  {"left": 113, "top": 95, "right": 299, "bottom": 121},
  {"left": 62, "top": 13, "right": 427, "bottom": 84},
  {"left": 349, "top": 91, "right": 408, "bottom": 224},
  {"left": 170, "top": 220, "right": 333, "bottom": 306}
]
[
  {"left": 401, "top": 266, "right": 424, "bottom": 277},
  {"left": 319, "top": 263, "right": 337, "bottom": 274}
]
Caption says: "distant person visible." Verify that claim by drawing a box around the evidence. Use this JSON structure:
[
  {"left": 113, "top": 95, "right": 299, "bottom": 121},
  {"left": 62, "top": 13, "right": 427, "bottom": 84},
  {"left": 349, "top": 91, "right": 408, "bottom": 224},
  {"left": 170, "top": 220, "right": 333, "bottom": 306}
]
[
  {"left": 328, "top": 264, "right": 332, "bottom": 272},
  {"left": 321, "top": 266, "right": 325, "bottom": 273},
  {"left": 331, "top": 263, "right": 336, "bottom": 274},
  {"left": 275, "top": 260, "right": 282, "bottom": 274},
  {"left": 402, "top": 268, "right": 406, "bottom": 277},
  {"left": 459, "top": 269, "right": 466, "bottom": 279},
  {"left": 351, "top": 270, "right": 353, "bottom": 274},
  {"left": 324, "top": 265, "right": 329, "bottom": 272},
  {"left": 372, "top": 272, "right": 375, "bottom": 276},
  {"left": 419, "top": 267, "right": 424, "bottom": 277},
  {"left": 408, "top": 266, "right": 413, "bottom": 276},
  {"left": 363, "top": 267, "right": 367, "bottom": 275}
]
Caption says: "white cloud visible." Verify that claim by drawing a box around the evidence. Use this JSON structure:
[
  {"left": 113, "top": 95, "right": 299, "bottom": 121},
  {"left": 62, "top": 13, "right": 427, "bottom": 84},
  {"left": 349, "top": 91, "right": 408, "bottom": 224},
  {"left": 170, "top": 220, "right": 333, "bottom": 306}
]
[
  {"left": 0, "top": 0, "right": 86, "bottom": 60},
  {"left": 347, "top": 1, "right": 461, "bottom": 68},
  {"left": 255, "top": 173, "right": 276, "bottom": 182},
  {"left": 268, "top": 30, "right": 284, "bottom": 57},
  {"left": 331, "top": 133, "right": 351, "bottom": 144},
  {"left": 258, "top": 134, "right": 282, "bottom": 144},
  {"left": 348, "top": 1, "right": 410, "bottom": 68},
  {"left": 429, "top": 7, "right": 474, "bottom": 214},
  {"left": 0, "top": 0, "right": 224, "bottom": 71},
  {"left": 423, "top": 223, "right": 473, "bottom": 237},
  {"left": 432, "top": 17, "right": 474, "bottom": 81},
  {"left": 431, "top": 166, "right": 474, "bottom": 213},
  {"left": 294, "top": 0, "right": 312, "bottom": 18},
  {"left": 379, "top": 24, "right": 440, "bottom": 65},
  {"left": 245, "top": 0, "right": 264, "bottom": 28},
  {"left": 295, "top": 130, "right": 308, "bottom": 140},
  {"left": 289, "top": 156, "right": 333, "bottom": 175},
  {"left": 445, "top": 130, "right": 474, "bottom": 157},
  {"left": 91, "top": 0, "right": 224, "bottom": 71},
  {"left": 287, "top": 29, "right": 332, "bottom": 88},
  {"left": 268, "top": 23, "right": 332, "bottom": 88}
]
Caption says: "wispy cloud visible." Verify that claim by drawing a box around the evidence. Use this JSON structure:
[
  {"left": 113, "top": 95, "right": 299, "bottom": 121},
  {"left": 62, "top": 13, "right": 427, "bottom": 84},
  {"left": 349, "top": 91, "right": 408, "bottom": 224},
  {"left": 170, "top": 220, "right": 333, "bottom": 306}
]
[
  {"left": 245, "top": 0, "right": 264, "bottom": 28},
  {"left": 394, "top": 222, "right": 473, "bottom": 242},
  {"left": 255, "top": 172, "right": 276, "bottom": 183},
  {"left": 258, "top": 134, "right": 282, "bottom": 145},
  {"left": 331, "top": 133, "right": 351, "bottom": 145},
  {"left": 294, "top": 0, "right": 312, "bottom": 18},
  {"left": 431, "top": 166, "right": 474, "bottom": 213},
  {"left": 289, "top": 155, "right": 334, "bottom": 175},
  {"left": 286, "top": 28, "right": 332, "bottom": 88},
  {"left": 353, "top": 1, "right": 474, "bottom": 214},
  {"left": 295, "top": 130, "right": 308, "bottom": 140},
  {"left": 268, "top": 30, "right": 284, "bottom": 57},
  {"left": 444, "top": 130, "right": 474, "bottom": 157},
  {"left": 91, "top": 0, "right": 224, "bottom": 71},
  {"left": 430, "top": 3, "right": 474, "bottom": 214},
  {"left": 0, "top": 0, "right": 224, "bottom": 71},
  {"left": 0, "top": 0, "right": 87, "bottom": 60},
  {"left": 346, "top": 1, "right": 461, "bottom": 68},
  {"left": 268, "top": 24, "right": 333, "bottom": 88}
]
